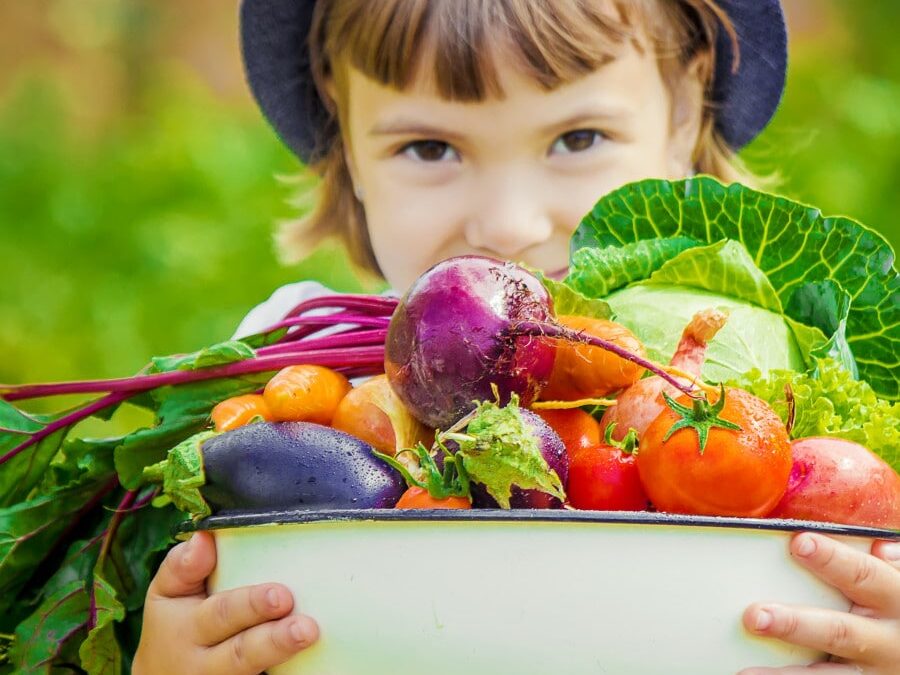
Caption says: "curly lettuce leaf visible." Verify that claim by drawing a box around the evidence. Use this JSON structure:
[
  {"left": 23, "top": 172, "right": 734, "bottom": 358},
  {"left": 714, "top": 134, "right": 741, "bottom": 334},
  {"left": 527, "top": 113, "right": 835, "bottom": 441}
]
[
  {"left": 451, "top": 399, "right": 565, "bottom": 509},
  {"left": 732, "top": 359, "right": 900, "bottom": 472},
  {"left": 570, "top": 177, "right": 898, "bottom": 399}
]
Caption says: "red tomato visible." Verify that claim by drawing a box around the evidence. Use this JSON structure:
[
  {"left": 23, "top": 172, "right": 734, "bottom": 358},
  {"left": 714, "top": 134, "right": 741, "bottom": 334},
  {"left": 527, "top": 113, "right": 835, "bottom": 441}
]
[
  {"left": 395, "top": 486, "right": 471, "bottom": 510},
  {"left": 637, "top": 387, "right": 791, "bottom": 518},
  {"left": 567, "top": 436, "right": 649, "bottom": 511},
  {"left": 534, "top": 408, "right": 601, "bottom": 461}
]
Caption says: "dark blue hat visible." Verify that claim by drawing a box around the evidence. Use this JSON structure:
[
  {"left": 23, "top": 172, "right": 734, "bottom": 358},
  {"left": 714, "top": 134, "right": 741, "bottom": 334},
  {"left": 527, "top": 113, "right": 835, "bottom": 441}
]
[{"left": 240, "top": 0, "right": 787, "bottom": 163}]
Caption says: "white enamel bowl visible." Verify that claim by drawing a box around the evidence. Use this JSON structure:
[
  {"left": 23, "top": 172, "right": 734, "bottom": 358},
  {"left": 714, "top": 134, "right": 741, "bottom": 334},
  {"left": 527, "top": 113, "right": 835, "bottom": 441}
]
[{"left": 193, "top": 510, "right": 899, "bottom": 675}]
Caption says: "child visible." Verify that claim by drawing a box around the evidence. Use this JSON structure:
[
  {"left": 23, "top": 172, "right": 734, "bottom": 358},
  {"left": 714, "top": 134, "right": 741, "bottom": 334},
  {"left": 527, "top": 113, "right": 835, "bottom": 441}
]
[{"left": 133, "top": 1, "right": 900, "bottom": 673}]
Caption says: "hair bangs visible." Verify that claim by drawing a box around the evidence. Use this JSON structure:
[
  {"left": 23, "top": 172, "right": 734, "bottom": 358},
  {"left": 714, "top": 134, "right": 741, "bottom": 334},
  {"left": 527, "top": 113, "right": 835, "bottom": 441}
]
[{"left": 319, "top": 0, "right": 644, "bottom": 102}]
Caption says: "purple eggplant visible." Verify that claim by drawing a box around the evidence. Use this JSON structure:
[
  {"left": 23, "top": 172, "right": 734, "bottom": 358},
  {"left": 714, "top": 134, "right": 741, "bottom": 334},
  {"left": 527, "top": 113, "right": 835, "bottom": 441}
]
[
  {"left": 200, "top": 421, "right": 405, "bottom": 512},
  {"left": 470, "top": 409, "right": 568, "bottom": 509}
]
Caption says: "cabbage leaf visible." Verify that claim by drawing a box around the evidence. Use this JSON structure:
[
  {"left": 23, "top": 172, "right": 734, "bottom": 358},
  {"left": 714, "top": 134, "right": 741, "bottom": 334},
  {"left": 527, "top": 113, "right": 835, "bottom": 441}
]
[{"left": 569, "top": 177, "right": 898, "bottom": 399}]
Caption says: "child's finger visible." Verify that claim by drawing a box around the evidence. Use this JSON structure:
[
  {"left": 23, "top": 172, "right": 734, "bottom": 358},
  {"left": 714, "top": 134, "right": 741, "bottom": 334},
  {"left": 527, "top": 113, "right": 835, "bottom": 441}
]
[
  {"left": 742, "top": 602, "right": 898, "bottom": 665},
  {"left": 789, "top": 533, "right": 900, "bottom": 616},
  {"left": 195, "top": 583, "right": 294, "bottom": 646},
  {"left": 147, "top": 532, "right": 217, "bottom": 599},
  {"left": 871, "top": 540, "right": 900, "bottom": 571},
  {"left": 736, "top": 664, "right": 860, "bottom": 674},
  {"left": 204, "top": 614, "right": 319, "bottom": 675}
]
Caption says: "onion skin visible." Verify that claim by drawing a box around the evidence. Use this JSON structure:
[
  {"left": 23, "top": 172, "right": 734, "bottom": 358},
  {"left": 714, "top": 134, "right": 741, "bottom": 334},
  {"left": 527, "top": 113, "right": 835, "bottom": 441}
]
[{"left": 601, "top": 308, "right": 728, "bottom": 440}]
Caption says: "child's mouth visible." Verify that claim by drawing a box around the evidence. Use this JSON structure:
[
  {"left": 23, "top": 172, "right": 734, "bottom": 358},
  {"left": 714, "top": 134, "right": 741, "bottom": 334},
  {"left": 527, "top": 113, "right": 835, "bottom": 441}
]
[{"left": 546, "top": 267, "right": 569, "bottom": 280}]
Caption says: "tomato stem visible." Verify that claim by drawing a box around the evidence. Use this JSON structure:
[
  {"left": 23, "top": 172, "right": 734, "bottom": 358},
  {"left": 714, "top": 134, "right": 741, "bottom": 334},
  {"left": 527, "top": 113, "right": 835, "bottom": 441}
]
[
  {"left": 660, "top": 384, "right": 742, "bottom": 454},
  {"left": 603, "top": 422, "right": 639, "bottom": 455}
]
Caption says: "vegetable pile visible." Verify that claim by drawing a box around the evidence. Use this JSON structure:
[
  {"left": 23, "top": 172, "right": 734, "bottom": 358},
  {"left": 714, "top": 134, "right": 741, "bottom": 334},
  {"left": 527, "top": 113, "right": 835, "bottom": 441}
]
[{"left": 1, "top": 177, "right": 898, "bottom": 673}]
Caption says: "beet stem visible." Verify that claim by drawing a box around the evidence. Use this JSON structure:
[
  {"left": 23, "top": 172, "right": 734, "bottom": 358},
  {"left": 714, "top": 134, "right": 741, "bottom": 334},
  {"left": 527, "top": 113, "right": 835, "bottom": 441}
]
[
  {"left": 258, "top": 329, "right": 388, "bottom": 356},
  {"left": 268, "top": 313, "right": 390, "bottom": 333},
  {"left": 514, "top": 320, "right": 701, "bottom": 399},
  {"left": 0, "top": 392, "right": 130, "bottom": 466},
  {"left": 88, "top": 489, "right": 138, "bottom": 631},
  {"left": 2, "top": 346, "right": 385, "bottom": 401},
  {"left": 280, "top": 295, "right": 397, "bottom": 322}
]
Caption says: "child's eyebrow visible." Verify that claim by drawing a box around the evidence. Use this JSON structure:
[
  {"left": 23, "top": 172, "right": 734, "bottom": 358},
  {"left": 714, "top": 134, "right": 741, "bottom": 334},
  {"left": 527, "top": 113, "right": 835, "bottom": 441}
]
[
  {"left": 368, "top": 119, "right": 465, "bottom": 143},
  {"left": 369, "top": 105, "right": 631, "bottom": 142},
  {"left": 539, "top": 106, "right": 632, "bottom": 136}
]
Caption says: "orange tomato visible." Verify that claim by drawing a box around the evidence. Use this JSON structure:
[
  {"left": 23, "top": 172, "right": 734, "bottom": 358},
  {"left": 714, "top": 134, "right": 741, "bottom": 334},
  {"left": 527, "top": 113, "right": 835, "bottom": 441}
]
[
  {"left": 395, "top": 486, "right": 471, "bottom": 509},
  {"left": 211, "top": 394, "right": 273, "bottom": 431},
  {"left": 263, "top": 365, "right": 351, "bottom": 425},
  {"left": 534, "top": 408, "right": 601, "bottom": 461},
  {"left": 637, "top": 387, "right": 792, "bottom": 518},
  {"left": 542, "top": 315, "right": 646, "bottom": 401}
]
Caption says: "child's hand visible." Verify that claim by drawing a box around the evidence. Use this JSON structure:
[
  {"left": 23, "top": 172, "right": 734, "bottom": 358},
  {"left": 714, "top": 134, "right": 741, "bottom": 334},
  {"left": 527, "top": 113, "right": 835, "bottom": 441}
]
[
  {"left": 738, "top": 532, "right": 900, "bottom": 674},
  {"left": 133, "top": 531, "right": 319, "bottom": 675}
]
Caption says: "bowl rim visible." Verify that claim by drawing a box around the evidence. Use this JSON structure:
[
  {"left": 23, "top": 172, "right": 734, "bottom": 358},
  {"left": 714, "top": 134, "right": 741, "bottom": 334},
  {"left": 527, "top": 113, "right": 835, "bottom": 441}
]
[{"left": 180, "top": 509, "right": 900, "bottom": 539}]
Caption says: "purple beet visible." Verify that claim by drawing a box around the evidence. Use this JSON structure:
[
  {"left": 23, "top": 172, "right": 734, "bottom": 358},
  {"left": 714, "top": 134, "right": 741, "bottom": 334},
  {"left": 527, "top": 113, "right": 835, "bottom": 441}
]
[
  {"left": 385, "top": 256, "right": 556, "bottom": 430},
  {"left": 385, "top": 255, "right": 699, "bottom": 432}
]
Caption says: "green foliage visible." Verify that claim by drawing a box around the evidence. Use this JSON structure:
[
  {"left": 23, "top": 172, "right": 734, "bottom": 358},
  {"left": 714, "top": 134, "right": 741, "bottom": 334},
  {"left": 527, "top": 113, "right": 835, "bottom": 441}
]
[
  {"left": 733, "top": 359, "right": 900, "bottom": 472},
  {"left": 743, "top": 2, "right": 900, "bottom": 254},
  {"left": 0, "top": 75, "right": 372, "bottom": 429},
  {"left": 570, "top": 177, "right": 898, "bottom": 399},
  {"left": 450, "top": 397, "right": 566, "bottom": 509}
]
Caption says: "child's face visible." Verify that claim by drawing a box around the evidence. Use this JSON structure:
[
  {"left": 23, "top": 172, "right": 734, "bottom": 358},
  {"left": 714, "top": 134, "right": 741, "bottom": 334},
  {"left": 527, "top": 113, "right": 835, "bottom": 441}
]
[{"left": 342, "top": 39, "right": 700, "bottom": 291}]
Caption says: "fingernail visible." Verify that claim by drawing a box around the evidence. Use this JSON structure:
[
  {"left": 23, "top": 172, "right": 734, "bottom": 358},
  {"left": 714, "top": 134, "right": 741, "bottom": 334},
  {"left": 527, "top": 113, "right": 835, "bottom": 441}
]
[
  {"left": 266, "top": 587, "right": 280, "bottom": 610},
  {"left": 880, "top": 542, "right": 900, "bottom": 561},
  {"left": 795, "top": 534, "right": 816, "bottom": 557},
  {"left": 289, "top": 620, "right": 307, "bottom": 644},
  {"left": 181, "top": 536, "right": 195, "bottom": 565},
  {"left": 754, "top": 609, "right": 773, "bottom": 632}
]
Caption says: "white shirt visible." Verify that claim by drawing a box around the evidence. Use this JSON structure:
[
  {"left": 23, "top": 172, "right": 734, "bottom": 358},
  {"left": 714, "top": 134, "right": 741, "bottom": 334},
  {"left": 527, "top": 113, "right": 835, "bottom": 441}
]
[{"left": 231, "top": 280, "right": 334, "bottom": 340}]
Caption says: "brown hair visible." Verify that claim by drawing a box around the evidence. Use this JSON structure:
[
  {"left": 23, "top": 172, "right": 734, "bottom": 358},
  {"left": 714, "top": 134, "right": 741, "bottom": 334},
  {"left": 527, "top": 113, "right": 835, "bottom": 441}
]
[{"left": 276, "top": 0, "right": 760, "bottom": 277}]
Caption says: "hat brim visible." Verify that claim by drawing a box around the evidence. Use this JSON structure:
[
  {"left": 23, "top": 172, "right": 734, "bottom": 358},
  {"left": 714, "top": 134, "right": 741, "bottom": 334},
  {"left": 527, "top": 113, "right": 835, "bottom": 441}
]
[{"left": 240, "top": 0, "right": 787, "bottom": 162}]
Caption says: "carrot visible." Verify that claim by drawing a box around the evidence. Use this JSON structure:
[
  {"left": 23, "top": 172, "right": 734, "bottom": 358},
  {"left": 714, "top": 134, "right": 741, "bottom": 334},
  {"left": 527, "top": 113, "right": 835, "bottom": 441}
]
[
  {"left": 541, "top": 315, "right": 646, "bottom": 401},
  {"left": 263, "top": 364, "right": 351, "bottom": 425},
  {"left": 211, "top": 394, "right": 273, "bottom": 431}
]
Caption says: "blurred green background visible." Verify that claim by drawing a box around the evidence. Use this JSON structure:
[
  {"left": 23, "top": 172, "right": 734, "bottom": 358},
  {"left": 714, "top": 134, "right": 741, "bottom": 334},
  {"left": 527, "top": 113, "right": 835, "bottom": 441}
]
[{"left": 1, "top": 0, "right": 898, "bottom": 394}]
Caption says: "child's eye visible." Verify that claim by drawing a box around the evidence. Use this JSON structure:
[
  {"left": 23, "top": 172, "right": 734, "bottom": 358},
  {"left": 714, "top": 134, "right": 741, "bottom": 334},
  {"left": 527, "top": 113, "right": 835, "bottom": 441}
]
[
  {"left": 550, "top": 129, "right": 605, "bottom": 155},
  {"left": 400, "top": 140, "right": 460, "bottom": 163}
]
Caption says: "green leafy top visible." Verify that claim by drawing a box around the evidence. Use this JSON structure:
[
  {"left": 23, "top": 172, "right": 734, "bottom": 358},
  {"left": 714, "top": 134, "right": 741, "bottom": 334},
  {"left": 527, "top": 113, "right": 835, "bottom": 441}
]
[
  {"left": 143, "top": 430, "right": 219, "bottom": 520},
  {"left": 733, "top": 358, "right": 900, "bottom": 472},
  {"left": 569, "top": 177, "right": 898, "bottom": 399},
  {"left": 447, "top": 397, "right": 566, "bottom": 509},
  {"left": 537, "top": 273, "right": 613, "bottom": 319}
]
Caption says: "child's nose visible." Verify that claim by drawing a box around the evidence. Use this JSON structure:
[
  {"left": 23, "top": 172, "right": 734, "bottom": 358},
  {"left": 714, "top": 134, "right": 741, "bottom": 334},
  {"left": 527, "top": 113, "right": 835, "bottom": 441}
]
[{"left": 463, "top": 180, "right": 554, "bottom": 258}]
